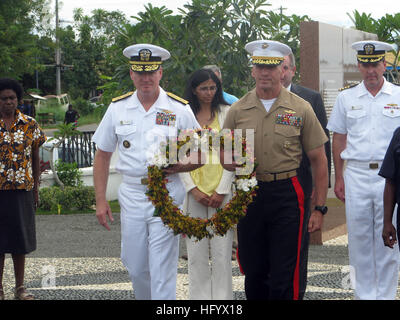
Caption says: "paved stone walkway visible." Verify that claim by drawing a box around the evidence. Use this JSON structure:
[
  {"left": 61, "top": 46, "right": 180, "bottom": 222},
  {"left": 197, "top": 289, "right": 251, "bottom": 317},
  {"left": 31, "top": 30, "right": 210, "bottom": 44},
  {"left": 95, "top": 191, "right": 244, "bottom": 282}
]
[{"left": 1, "top": 213, "right": 399, "bottom": 300}]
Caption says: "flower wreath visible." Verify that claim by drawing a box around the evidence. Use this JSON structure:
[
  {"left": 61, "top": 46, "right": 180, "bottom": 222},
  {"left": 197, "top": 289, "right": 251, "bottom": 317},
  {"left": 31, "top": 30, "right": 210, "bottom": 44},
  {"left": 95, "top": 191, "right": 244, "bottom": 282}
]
[{"left": 146, "top": 128, "right": 258, "bottom": 240}]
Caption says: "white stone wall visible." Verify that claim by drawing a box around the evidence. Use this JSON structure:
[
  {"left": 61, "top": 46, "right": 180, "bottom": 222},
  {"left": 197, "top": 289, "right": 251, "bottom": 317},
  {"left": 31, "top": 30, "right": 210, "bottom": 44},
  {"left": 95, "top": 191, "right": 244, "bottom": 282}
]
[{"left": 40, "top": 150, "right": 122, "bottom": 201}]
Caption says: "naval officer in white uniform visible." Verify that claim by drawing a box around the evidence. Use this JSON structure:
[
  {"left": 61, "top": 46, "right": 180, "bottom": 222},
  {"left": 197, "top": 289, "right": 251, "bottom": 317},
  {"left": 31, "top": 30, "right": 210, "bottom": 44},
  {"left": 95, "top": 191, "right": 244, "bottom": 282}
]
[
  {"left": 92, "top": 44, "right": 200, "bottom": 300},
  {"left": 328, "top": 40, "right": 400, "bottom": 300}
]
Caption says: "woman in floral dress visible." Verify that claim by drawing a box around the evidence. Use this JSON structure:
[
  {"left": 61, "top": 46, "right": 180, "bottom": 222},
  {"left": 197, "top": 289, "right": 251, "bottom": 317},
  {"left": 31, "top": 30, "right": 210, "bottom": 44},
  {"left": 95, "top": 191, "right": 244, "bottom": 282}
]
[{"left": 0, "top": 78, "right": 46, "bottom": 300}]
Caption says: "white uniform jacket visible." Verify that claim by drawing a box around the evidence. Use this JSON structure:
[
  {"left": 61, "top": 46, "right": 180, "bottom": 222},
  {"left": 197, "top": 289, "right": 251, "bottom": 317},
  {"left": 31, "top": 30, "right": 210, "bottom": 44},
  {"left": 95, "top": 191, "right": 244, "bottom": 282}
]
[
  {"left": 327, "top": 79, "right": 400, "bottom": 161},
  {"left": 92, "top": 87, "right": 200, "bottom": 206}
]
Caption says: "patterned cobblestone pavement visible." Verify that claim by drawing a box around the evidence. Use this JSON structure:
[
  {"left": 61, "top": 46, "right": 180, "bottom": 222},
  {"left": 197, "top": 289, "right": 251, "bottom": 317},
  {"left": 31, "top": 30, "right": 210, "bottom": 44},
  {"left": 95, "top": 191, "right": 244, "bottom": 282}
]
[{"left": 1, "top": 214, "right": 399, "bottom": 300}]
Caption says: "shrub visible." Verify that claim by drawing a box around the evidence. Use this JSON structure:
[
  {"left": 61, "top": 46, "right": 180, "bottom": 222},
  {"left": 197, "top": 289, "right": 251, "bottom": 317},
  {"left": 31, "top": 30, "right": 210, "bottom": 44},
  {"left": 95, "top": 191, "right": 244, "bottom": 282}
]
[
  {"left": 68, "top": 185, "right": 96, "bottom": 210},
  {"left": 39, "top": 186, "right": 63, "bottom": 211},
  {"left": 39, "top": 185, "right": 96, "bottom": 212},
  {"left": 57, "top": 186, "right": 77, "bottom": 210},
  {"left": 55, "top": 160, "right": 83, "bottom": 187}
]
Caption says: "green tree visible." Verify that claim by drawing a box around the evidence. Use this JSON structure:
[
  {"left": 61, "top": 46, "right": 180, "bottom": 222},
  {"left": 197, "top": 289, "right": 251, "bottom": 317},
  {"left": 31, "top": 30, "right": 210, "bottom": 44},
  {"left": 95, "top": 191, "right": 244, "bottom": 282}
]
[
  {"left": 22, "top": 34, "right": 56, "bottom": 94},
  {"left": 60, "top": 9, "right": 129, "bottom": 99},
  {"left": 8, "top": 0, "right": 310, "bottom": 103},
  {"left": 106, "top": 0, "right": 310, "bottom": 104},
  {"left": 0, "top": 0, "right": 51, "bottom": 79},
  {"left": 24, "top": 7, "right": 129, "bottom": 98}
]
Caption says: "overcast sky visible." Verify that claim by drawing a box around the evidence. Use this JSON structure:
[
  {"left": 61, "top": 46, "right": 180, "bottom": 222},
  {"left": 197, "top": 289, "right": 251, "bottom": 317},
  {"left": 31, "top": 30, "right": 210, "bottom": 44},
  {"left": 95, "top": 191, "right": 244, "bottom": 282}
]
[{"left": 55, "top": 0, "right": 400, "bottom": 28}]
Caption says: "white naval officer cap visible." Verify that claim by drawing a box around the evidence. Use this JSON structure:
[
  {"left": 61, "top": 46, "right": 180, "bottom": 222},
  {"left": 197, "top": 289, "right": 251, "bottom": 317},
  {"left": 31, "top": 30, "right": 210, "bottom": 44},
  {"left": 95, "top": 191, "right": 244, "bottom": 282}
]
[
  {"left": 351, "top": 40, "right": 394, "bottom": 63},
  {"left": 245, "top": 40, "right": 292, "bottom": 66},
  {"left": 123, "top": 43, "right": 171, "bottom": 72}
]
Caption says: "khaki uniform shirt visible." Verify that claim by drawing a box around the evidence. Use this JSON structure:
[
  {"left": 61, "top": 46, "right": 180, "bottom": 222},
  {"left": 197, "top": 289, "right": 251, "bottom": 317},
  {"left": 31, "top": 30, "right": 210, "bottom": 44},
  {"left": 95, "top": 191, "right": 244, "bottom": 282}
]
[{"left": 223, "top": 87, "right": 328, "bottom": 179}]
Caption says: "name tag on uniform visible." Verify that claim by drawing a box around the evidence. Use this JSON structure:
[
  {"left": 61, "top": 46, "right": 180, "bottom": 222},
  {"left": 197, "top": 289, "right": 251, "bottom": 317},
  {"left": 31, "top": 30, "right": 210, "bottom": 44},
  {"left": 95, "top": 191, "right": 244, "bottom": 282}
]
[
  {"left": 350, "top": 105, "right": 363, "bottom": 110},
  {"left": 156, "top": 110, "right": 176, "bottom": 127},
  {"left": 276, "top": 113, "right": 302, "bottom": 127},
  {"left": 120, "top": 120, "right": 133, "bottom": 125}
]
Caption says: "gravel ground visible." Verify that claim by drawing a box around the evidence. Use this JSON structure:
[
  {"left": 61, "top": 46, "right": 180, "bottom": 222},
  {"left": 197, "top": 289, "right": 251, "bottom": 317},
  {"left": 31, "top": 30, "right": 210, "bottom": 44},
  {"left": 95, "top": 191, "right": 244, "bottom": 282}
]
[{"left": 1, "top": 213, "right": 399, "bottom": 300}]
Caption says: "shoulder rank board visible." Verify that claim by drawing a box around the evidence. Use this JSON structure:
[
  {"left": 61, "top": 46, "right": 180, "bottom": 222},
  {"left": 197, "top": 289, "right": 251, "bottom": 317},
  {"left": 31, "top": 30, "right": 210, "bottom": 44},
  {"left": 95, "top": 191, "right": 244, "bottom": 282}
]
[
  {"left": 339, "top": 83, "right": 359, "bottom": 91},
  {"left": 112, "top": 91, "right": 134, "bottom": 102},
  {"left": 167, "top": 92, "right": 188, "bottom": 105}
]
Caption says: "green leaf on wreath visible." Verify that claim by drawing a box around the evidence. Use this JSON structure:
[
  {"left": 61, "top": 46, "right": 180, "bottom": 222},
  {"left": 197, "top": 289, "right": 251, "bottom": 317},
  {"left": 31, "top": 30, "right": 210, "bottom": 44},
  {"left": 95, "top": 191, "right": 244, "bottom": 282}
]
[{"left": 153, "top": 207, "right": 161, "bottom": 217}]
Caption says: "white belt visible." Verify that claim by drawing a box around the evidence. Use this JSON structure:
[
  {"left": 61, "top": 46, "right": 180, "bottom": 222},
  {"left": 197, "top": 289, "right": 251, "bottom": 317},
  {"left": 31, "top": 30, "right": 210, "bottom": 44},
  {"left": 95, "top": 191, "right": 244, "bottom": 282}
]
[
  {"left": 122, "top": 175, "right": 149, "bottom": 185},
  {"left": 346, "top": 160, "right": 382, "bottom": 170}
]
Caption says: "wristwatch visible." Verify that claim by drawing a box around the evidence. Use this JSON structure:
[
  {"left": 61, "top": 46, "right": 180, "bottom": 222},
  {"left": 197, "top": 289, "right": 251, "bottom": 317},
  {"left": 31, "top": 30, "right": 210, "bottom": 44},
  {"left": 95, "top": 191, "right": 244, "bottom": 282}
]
[{"left": 314, "top": 205, "right": 328, "bottom": 215}]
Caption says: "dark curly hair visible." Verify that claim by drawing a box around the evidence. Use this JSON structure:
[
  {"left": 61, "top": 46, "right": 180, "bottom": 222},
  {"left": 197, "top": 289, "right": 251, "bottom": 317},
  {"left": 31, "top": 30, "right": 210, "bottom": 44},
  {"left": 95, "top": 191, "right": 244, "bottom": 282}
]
[
  {"left": 184, "top": 69, "right": 228, "bottom": 117},
  {"left": 0, "top": 78, "right": 24, "bottom": 101}
]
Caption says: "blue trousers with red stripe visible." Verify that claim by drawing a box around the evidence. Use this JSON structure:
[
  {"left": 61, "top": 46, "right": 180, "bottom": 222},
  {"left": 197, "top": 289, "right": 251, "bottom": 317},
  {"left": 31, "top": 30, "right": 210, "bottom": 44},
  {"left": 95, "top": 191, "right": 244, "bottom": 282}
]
[{"left": 237, "top": 177, "right": 305, "bottom": 300}]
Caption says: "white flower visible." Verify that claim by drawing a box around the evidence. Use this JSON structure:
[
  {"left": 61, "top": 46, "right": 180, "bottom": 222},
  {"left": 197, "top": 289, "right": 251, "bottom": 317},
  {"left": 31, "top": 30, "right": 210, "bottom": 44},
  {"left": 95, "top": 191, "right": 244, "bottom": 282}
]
[
  {"left": 0, "top": 163, "right": 5, "bottom": 173},
  {"left": 7, "top": 169, "right": 15, "bottom": 182},
  {"left": 235, "top": 179, "right": 247, "bottom": 192},
  {"left": 248, "top": 177, "right": 258, "bottom": 188},
  {"left": 150, "top": 153, "right": 169, "bottom": 169},
  {"left": 33, "top": 128, "right": 41, "bottom": 140},
  {"left": 25, "top": 145, "right": 32, "bottom": 157},
  {"left": 11, "top": 153, "right": 18, "bottom": 162},
  {"left": 236, "top": 177, "right": 257, "bottom": 192},
  {"left": 13, "top": 130, "right": 24, "bottom": 144},
  {"left": 3, "top": 133, "right": 11, "bottom": 143},
  {"left": 15, "top": 168, "right": 25, "bottom": 184}
]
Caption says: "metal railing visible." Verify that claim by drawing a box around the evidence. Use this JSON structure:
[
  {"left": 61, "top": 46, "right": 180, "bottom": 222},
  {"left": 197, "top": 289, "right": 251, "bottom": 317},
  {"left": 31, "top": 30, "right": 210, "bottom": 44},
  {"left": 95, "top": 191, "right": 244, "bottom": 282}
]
[{"left": 60, "top": 131, "right": 96, "bottom": 168}]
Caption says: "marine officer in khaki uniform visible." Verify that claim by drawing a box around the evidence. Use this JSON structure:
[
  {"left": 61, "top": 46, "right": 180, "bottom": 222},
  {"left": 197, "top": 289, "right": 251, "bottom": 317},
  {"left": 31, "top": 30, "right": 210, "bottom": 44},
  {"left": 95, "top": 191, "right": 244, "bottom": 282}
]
[
  {"left": 222, "top": 40, "right": 329, "bottom": 300},
  {"left": 92, "top": 44, "right": 200, "bottom": 300}
]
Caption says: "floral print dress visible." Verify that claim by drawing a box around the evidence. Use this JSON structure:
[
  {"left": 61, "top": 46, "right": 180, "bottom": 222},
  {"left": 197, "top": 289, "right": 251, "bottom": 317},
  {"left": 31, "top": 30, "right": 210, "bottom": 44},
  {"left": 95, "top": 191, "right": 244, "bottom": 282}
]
[
  {"left": 0, "top": 110, "right": 46, "bottom": 254},
  {"left": 0, "top": 110, "right": 46, "bottom": 190}
]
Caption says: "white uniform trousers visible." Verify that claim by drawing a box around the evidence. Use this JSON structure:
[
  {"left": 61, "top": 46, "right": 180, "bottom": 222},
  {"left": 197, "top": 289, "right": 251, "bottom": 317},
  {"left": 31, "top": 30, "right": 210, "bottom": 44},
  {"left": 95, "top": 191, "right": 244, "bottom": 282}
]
[
  {"left": 344, "top": 162, "right": 399, "bottom": 300},
  {"left": 118, "top": 180, "right": 179, "bottom": 300},
  {"left": 185, "top": 192, "right": 233, "bottom": 300}
]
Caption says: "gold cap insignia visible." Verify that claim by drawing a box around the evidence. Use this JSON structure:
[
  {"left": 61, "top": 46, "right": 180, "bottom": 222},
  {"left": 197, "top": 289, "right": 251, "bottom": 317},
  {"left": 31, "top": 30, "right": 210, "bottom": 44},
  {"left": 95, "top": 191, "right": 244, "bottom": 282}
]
[
  {"left": 364, "top": 44, "right": 375, "bottom": 55},
  {"left": 139, "top": 49, "right": 151, "bottom": 62}
]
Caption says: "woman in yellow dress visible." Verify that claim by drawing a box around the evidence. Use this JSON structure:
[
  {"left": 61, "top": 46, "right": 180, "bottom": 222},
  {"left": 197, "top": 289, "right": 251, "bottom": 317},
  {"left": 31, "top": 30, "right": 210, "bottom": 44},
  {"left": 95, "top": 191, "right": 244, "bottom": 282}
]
[{"left": 180, "top": 69, "right": 235, "bottom": 299}]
